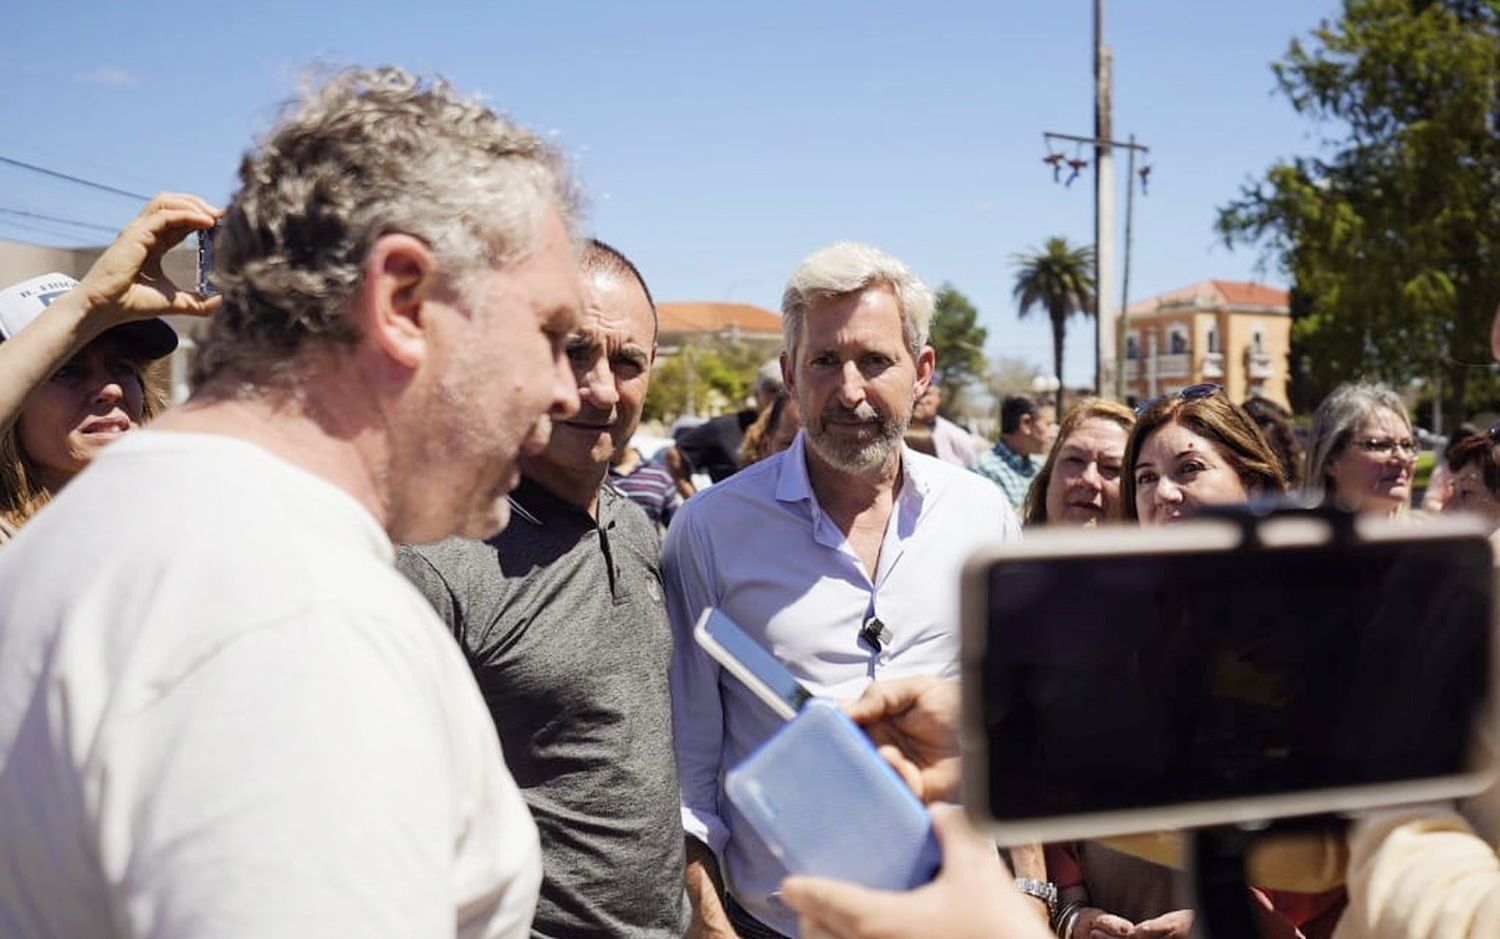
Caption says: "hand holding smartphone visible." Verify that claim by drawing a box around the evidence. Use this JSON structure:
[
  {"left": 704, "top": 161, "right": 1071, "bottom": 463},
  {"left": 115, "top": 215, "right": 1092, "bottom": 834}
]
[{"left": 694, "top": 608, "right": 942, "bottom": 892}]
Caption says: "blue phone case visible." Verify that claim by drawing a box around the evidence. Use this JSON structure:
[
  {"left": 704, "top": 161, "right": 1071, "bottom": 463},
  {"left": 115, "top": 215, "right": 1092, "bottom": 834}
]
[{"left": 725, "top": 699, "right": 942, "bottom": 891}]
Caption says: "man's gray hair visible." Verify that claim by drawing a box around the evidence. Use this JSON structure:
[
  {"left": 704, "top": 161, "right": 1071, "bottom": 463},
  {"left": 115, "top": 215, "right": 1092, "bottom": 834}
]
[
  {"left": 1304, "top": 382, "right": 1412, "bottom": 499},
  {"left": 780, "top": 242, "right": 934, "bottom": 363},
  {"left": 195, "top": 66, "right": 579, "bottom": 387}
]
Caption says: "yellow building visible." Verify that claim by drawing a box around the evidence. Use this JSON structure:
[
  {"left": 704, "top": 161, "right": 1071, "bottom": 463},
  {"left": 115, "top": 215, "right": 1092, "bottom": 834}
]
[{"left": 1122, "top": 279, "right": 1291, "bottom": 409}]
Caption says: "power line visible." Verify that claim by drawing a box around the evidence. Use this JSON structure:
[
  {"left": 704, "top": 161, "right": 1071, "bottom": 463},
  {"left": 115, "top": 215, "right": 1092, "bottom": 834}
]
[
  {"left": 0, "top": 206, "right": 117, "bottom": 233},
  {"left": 0, "top": 154, "right": 151, "bottom": 202}
]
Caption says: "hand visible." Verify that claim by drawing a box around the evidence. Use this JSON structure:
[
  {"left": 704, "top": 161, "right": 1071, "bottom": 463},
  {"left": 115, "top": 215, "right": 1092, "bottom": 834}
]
[
  {"left": 684, "top": 838, "right": 739, "bottom": 939},
  {"left": 842, "top": 676, "right": 960, "bottom": 804},
  {"left": 781, "top": 805, "right": 1051, "bottom": 939},
  {"left": 74, "top": 192, "right": 222, "bottom": 328},
  {"left": 1072, "top": 907, "right": 1134, "bottom": 939},
  {"left": 1129, "top": 909, "right": 1194, "bottom": 938}
]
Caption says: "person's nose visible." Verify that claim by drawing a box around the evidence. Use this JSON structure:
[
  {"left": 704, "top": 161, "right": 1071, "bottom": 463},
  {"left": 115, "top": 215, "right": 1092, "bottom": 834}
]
[
  {"left": 1078, "top": 461, "right": 1104, "bottom": 490},
  {"left": 836, "top": 360, "right": 866, "bottom": 408},
  {"left": 549, "top": 342, "right": 581, "bottom": 419},
  {"left": 578, "top": 357, "right": 619, "bottom": 411},
  {"left": 91, "top": 375, "right": 126, "bottom": 408},
  {"left": 1154, "top": 475, "right": 1183, "bottom": 505}
]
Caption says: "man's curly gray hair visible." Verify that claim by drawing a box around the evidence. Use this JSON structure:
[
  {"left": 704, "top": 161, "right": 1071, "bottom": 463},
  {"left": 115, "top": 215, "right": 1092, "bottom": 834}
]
[{"left": 195, "top": 66, "right": 579, "bottom": 386}]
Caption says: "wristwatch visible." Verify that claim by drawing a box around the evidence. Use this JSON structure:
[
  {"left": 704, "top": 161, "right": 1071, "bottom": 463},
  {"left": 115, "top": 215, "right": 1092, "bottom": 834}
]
[{"left": 1013, "top": 877, "right": 1059, "bottom": 917}]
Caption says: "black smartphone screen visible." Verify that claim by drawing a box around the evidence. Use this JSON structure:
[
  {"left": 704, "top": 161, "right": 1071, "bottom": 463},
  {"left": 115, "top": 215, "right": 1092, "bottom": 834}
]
[{"left": 980, "top": 536, "right": 1492, "bottom": 822}]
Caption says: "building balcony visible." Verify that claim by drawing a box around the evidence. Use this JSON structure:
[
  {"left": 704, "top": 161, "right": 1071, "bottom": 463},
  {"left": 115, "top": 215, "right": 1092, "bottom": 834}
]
[
  {"left": 1157, "top": 353, "right": 1192, "bottom": 379},
  {"left": 1122, "top": 354, "right": 1193, "bottom": 382},
  {"left": 1247, "top": 352, "right": 1275, "bottom": 380},
  {"left": 1201, "top": 352, "right": 1224, "bottom": 379}
]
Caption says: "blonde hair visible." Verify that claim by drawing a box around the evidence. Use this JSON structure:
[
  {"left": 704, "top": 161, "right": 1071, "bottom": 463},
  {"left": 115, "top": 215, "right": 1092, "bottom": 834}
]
[{"left": 1022, "top": 397, "right": 1135, "bottom": 526}]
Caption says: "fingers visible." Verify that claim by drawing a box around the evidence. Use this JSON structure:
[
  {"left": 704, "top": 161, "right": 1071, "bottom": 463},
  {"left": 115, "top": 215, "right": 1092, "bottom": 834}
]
[
  {"left": 929, "top": 803, "right": 1004, "bottom": 871},
  {"left": 840, "top": 676, "right": 941, "bottom": 726},
  {"left": 877, "top": 743, "right": 924, "bottom": 798},
  {"left": 782, "top": 875, "right": 895, "bottom": 939}
]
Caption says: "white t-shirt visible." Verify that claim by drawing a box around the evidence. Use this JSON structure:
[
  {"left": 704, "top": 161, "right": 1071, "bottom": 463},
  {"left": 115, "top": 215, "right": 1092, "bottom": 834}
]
[{"left": 0, "top": 431, "right": 541, "bottom": 938}]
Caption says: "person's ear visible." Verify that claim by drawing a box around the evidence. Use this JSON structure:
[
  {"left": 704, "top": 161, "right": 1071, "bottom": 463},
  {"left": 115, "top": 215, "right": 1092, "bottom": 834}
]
[
  {"left": 913, "top": 346, "right": 936, "bottom": 401},
  {"left": 360, "top": 233, "right": 439, "bottom": 370}
]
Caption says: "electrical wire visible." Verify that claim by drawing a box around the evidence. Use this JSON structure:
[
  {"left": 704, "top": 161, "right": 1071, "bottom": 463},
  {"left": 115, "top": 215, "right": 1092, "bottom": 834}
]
[
  {"left": 0, "top": 154, "right": 151, "bottom": 202},
  {"left": 0, "top": 206, "right": 117, "bottom": 233}
]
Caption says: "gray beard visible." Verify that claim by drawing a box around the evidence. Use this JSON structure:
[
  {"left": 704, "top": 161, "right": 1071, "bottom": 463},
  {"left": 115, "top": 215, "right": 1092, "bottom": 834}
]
[{"left": 804, "top": 406, "right": 908, "bottom": 474}]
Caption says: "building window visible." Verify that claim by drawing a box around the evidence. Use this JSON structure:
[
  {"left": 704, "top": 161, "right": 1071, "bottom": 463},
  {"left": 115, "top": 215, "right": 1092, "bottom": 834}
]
[
  {"left": 1126, "top": 334, "right": 1140, "bottom": 359},
  {"left": 1251, "top": 326, "right": 1266, "bottom": 354},
  {"left": 1169, "top": 326, "right": 1189, "bottom": 355},
  {"left": 1206, "top": 325, "right": 1220, "bottom": 355}
]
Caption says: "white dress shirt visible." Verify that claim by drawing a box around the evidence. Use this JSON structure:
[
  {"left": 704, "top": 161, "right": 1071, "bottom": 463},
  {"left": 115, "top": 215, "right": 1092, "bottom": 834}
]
[{"left": 662, "top": 432, "right": 1021, "bottom": 936}]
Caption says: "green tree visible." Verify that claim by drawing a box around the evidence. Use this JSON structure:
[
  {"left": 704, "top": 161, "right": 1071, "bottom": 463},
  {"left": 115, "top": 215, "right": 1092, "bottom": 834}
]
[
  {"left": 643, "top": 337, "right": 766, "bottom": 423},
  {"left": 1217, "top": 0, "right": 1500, "bottom": 417},
  {"left": 1011, "top": 237, "right": 1096, "bottom": 413},
  {"left": 927, "top": 284, "right": 989, "bottom": 417}
]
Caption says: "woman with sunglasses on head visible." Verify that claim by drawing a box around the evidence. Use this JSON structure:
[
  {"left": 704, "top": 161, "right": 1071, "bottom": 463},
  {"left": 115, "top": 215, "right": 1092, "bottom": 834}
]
[
  {"left": 0, "top": 194, "right": 220, "bottom": 545},
  {"left": 1021, "top": 397, "right": 1135, "bottom": 527},
  {"left": 1304, "top": 383, "right": 1417, "bottom": 519},
  {"left": 1123, "top": 384, "right": 1287, "bottom": 524}
]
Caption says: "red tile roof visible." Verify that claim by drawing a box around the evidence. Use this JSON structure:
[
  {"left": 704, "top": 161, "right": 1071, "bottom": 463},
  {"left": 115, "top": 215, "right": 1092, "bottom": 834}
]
[
  {"left": 1210, "top": 280, "right": 1289, "bottom": 308},
  {"left": 1127, "top": 279, "right": 1289, "bottom": 315},
  {"left": 658, "top": 301, "right": 782, "bottom": 335}
]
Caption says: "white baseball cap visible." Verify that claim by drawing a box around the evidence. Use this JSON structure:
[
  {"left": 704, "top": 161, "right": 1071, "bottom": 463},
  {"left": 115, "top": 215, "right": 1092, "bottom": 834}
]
[{"left": 0, "top": 272, "right": 178, "bottom": 359}]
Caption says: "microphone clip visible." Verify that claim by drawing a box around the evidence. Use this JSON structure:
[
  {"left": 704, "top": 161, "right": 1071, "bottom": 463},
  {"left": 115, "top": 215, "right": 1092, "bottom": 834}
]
[{"left": 859, "top": 616, "right": 893, "bottom": 653}]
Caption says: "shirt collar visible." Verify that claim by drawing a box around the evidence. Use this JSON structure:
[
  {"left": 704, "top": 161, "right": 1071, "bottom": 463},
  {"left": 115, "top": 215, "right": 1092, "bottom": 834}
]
[
  {"left": 990, "top": 438, "right": 1038, "bottom": 473},
  {"left": 508, "top": 474, "right": 613, "bottom": 530}
]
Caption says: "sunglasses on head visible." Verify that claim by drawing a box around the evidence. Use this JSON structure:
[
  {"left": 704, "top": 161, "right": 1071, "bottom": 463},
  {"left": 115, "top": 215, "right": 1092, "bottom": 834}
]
[{"left": 1134, "top": 383, "right": 1223, "bottom": 416}]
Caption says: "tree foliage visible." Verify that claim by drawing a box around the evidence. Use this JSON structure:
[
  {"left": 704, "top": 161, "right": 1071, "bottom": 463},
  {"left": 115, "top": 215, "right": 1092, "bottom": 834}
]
[
  {"left": 1011, "top": 237, "right": 1096, "bottom": 412},
  {"left": 643, "top": 338, "right": 768, "bottom": 423},
  {"left": 928, "top": 283, "right": 989, "bottom": 415},
  {"left": 1217, "top": 0, "right": 1500, "bottom": 415}
]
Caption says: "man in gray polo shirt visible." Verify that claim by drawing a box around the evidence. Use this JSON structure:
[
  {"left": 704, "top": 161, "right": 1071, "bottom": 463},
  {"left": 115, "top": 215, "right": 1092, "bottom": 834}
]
[{"left": 398, "top": 240, "right": 687, "bottom": 938}]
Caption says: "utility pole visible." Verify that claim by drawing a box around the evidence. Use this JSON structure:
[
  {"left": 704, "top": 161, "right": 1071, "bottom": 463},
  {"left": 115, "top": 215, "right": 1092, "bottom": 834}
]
[
  {"left": 1117, "top": 132, "right": 1140, "bottom": 402},
  {"left": 1094, "top": 0, "right": 1114, "bottom": 397}
]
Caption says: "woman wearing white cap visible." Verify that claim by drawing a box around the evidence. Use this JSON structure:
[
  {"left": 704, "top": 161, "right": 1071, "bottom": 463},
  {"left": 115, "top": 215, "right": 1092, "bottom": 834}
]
[{"left": 0, "top": 193, "right": 220, "bottom": 544}]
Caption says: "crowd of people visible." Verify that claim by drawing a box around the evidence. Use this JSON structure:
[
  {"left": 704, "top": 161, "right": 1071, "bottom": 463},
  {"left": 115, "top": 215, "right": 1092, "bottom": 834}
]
[{"left": 0, "top": 64, "right": 1496, "bottom": 939}]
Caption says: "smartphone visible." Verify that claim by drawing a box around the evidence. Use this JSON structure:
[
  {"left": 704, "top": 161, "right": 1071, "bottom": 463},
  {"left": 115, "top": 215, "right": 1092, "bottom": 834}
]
[
  {"left": 196, "top": 225, "right": 217, "bottom": 297},
  {"left": 960, "top": 510, "right": 1497, "bottom": 845},
  {"left": 695, "top": 607, "right": 812, "bottom": 720},
  {"left": 693, "top": 608, "right": 942, "bottom": 890}
]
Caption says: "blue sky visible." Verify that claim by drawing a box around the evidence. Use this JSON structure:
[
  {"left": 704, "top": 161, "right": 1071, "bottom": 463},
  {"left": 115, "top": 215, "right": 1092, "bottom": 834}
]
[{"left": 0, "top": 1, "right": 1341, "bottom": 385}]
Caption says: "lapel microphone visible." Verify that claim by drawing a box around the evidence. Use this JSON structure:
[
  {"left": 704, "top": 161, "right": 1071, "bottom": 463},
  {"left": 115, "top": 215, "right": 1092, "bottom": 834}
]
[{"left": 859, "top": 616, "right": 893, "bottom": 652}]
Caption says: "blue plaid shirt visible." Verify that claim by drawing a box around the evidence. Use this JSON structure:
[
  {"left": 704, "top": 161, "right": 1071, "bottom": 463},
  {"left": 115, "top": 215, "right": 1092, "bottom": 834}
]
[{"left": 971, "top": 438, "right": 1043, "bottom": 509}]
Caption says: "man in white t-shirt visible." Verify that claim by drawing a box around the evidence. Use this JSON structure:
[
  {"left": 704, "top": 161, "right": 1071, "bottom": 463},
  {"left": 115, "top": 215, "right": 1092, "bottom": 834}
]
[{"left": 0, "top": 67, "right": 583, "bottom": 938}]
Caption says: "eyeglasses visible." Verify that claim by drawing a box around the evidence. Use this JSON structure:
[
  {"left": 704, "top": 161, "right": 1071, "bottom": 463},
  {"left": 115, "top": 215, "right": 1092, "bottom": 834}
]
[
  {"left": 1353, "top": 437, "right": 1418, "bottom": 457},
  {"left": 1134, "top": 383, "right": 1223, "bottom": 416}
]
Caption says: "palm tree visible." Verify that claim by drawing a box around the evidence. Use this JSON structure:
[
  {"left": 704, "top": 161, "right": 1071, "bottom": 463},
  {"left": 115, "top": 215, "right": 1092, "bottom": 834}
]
[{"left": 1011, "top": 238, "right": 1096, "bottom": 413}]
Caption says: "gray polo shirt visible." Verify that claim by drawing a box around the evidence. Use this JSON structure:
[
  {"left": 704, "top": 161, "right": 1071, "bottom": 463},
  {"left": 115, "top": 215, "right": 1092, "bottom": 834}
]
[{"left": 398, "top": 478, "right": 689, "bottom": 939}]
